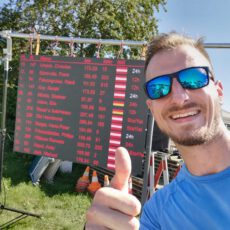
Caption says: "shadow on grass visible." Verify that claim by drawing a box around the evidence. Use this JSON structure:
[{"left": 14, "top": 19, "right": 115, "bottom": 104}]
[
  {"left": 39, "top": 163, "right": 86, "bottom": 197},
  {"left": 3, "top": 141, "right": 87, "bottom": 197}
]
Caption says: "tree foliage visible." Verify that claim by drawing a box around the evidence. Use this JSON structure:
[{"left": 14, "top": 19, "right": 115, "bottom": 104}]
[
  {"left": 0, "top": 0, "right": 166, "bottom": 56},
  {"left": 1, "top": 0, "right": 166, "bottom": 38},
  {"left": 0, "top": 0, "right": 166, "bottom": 139}
]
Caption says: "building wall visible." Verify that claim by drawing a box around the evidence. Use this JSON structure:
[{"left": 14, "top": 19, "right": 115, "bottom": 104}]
[{"left": 222, "top": 109, "right": 230, "bottom": 130}]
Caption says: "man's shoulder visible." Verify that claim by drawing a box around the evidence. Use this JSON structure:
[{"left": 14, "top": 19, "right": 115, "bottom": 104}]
[
  {"left": 140, "top": 178, "right": 182, "bottom": 229},
  {"left": 153, "top": 178, "right": 179, "bottom": 203},
  {"left": 144, "top": 166, "right": 187, "bottom": 209}
]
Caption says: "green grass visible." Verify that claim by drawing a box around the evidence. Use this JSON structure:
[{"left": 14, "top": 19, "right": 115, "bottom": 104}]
[{"left": 0, "top": 144, "right": 92, "bottom": 230}]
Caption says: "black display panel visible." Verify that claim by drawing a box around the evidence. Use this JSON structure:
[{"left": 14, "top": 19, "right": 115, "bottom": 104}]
[{"left": 14, "top": 55, "right": 148, "bottom": 176}]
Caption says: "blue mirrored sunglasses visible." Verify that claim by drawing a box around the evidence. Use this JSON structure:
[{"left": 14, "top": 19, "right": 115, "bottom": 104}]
[{"left": 144, "top": 66, "right": 211, "bottom": 100}]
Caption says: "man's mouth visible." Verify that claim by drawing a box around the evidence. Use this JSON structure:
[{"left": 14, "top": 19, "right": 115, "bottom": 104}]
[{"left": 170, "top": 110, "right": 200, "bottom": 120}]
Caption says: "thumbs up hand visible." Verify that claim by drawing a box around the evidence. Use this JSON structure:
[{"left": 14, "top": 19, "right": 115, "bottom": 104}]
[
  {"left": 86, "top": 147, "right": 141, "bottom": 230},
  {"left": 110, "top": 146, "right": 131, "bottom": 192}
]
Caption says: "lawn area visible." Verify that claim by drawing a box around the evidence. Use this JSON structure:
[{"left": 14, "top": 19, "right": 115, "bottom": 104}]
[{"left": 0, "top": 143, "right": 92, "bottom": 230}]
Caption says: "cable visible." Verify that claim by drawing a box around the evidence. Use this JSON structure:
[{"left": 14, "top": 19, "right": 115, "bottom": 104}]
[
  {"left": 0, "top": 176, "right": 7, "bottom": 216},
  {"left": 0, "top": 133, "right": 13, "bottom": 216}
]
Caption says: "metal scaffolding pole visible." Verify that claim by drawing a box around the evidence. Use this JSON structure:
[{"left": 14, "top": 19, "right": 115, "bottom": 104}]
[
  {"left": 1, "top": 30, "right": 230, "bottom": 48},
  {"left": 0, "top": 30, "right": 148, "bottom": 46},
  {"left": 204, "top": 43, "right": 230, "bottom": 48},
  {"left": 0, "top": 31, "right": 41, "bottom": 228},
  {"left": 0, "top": 32, "right": 12, "bottom": 192}
]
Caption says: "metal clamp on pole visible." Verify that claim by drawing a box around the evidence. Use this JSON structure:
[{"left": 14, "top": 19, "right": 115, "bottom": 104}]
[{"left": 1, "top": 30, "right": 12, "bottom": 62}]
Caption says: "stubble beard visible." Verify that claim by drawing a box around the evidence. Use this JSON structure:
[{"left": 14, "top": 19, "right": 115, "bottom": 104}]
[
  {"left": 168, "top": 119, "right": 219, "bottom": 146},
  {"left": 158, "top": 102, "right": 222, "bottom": 147}
]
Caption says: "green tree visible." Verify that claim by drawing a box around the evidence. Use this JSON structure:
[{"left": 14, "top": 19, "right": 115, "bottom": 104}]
[
  {"left": 0, "top": 0, "right": 166, "bottom": 56},
  {"left": 0, "top": 0, "right": 166, "bottom": 142}
]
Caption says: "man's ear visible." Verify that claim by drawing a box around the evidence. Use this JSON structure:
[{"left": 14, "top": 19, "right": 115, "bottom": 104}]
[
  {"left": 146, "top": 99, "right": 155, "bottom": 115},
  {"left": 146, "top": 99, "right": 151, "bottom": 109},
  {"left": 215, "top": 80, "right": 224, "bottom": 104}
]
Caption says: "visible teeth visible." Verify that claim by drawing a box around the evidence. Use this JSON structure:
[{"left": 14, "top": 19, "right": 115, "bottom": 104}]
[{"left": 172, "top": 111, "right": 198, "bottom": 119}]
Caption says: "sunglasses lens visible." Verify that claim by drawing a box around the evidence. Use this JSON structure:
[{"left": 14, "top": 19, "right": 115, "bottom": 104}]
[
  {"left": 144, "top": 67, "right": 210, "bottom": 100},
  {"left": 179, "top": 67, "right": 209, "bottom": 89},
  {"left": 146, "top": 76, "right": 171, "bottom": 99}
]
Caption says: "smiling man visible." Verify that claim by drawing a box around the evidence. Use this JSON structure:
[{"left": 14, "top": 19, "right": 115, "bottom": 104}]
[
  {"left": 86, "top": 33, "right": 230, "bottom": 230},
  {"left": 141, "top": 32, "right": 230, "bottom": 229}
]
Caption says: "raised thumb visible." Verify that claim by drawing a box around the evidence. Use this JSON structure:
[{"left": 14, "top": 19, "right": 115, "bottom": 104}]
[{"left": 110, "top": 147, "right": 131, "bottom": 193}]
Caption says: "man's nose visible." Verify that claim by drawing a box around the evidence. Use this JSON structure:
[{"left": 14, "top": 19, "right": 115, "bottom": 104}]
[{"left": 170, "top": 78, "right": 190, "bottom": 104}]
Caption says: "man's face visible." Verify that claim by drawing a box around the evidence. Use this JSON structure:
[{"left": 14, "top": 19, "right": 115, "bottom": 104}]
[{"left": 145, "top": 44, "right": 223, "bottom": 146}]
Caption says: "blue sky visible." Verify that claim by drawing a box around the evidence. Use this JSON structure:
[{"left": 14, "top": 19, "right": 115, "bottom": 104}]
[{"left": 156, "top": 0, "right": 230, "bottom": 112}]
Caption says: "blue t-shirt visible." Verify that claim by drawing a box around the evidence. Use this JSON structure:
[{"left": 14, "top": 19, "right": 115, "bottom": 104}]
[{"left": 140, "top": 164, "right": 230, "bottom": 230}]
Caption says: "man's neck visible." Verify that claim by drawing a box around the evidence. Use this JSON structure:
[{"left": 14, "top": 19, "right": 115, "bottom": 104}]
[{"left": 177, "top": 127, "right": 230, "bottom": 176}]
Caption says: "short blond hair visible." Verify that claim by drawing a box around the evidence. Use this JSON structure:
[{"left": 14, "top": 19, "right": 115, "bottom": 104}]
[{"left": 145, "top": 32, "right": 213, "bottom": 73}]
